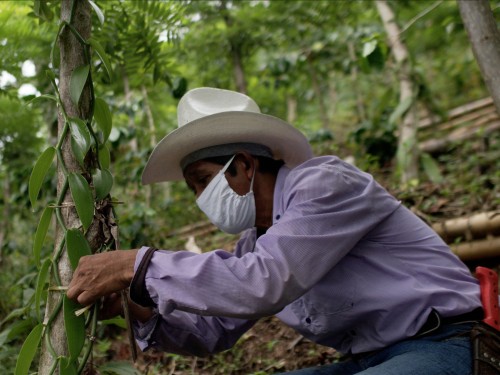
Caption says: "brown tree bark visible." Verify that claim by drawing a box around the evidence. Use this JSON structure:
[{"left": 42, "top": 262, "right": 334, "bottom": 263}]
[
  {"left": 39, "top": 0, "right": 94, "bottom": 372},
  {"left": 458, "top": 0, "right": 500, "bottom": 115},
  {"left": 376, "top": 0, "right": 419, "bottom": 183}
]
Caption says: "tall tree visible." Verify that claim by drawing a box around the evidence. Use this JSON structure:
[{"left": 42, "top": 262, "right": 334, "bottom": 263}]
[
  {"left": 376, "top": 0, "right": 419, "bottom": 183},
  {"left": 39, "top": 0, "right": 109, "bottom": 374},
  {"left": 457, "top": 0, "right": 500, "bottom": 115}
]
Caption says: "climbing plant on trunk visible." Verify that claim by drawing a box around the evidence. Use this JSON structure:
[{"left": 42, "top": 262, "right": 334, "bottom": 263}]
[{"left": 17, "top": 0, "right": 116, "bottom": 373}]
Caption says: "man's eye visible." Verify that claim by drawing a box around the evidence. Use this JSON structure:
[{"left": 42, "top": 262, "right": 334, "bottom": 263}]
[{"left": 198, "top": 176, "right": 210, "bottom": 186}]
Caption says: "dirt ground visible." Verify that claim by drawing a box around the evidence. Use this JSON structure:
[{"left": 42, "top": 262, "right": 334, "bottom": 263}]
[{"left": 107, "top": 316, "right": 339, "bottom": 374}]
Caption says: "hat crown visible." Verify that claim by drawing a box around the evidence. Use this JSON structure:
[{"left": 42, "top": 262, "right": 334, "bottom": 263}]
[{"left": 177, "top": 88, "right": 261, "bottom": 127}]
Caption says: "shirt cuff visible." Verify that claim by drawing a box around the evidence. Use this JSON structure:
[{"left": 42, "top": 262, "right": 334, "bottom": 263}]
[
  {"left": 132, "top": 310, "right": 160, "bottom": 351},
  {"left": 130, "top": 246, "right": 157, "bottom": 308}
]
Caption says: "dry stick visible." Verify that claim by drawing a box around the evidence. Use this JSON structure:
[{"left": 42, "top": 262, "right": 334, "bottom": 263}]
[{"left": 114, "top": 228, "right": 138, "bottom": 362}]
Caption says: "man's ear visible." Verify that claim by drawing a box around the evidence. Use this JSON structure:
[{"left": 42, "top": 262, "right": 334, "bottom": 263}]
[{"left": 235, "top": 152, "right": 255, "bottom": 179}]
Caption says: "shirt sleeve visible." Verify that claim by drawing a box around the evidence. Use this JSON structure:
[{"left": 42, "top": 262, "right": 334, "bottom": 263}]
[
  {"left": 135, "top": 157, "right": 400, "bottom": 321},
  {"left": 132, "top": 308, "right": 256, "bottom": 356},
  {"left": 131, "top": 231, "right": 258, "bottom": 355}
]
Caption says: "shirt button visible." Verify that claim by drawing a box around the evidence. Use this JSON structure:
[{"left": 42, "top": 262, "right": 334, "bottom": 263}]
[
  {"left": 305, "top": 317, "right": 311, "bottom": 324},
  {"left": 275, "top": 214, "right": 281, "bottom": 220}
]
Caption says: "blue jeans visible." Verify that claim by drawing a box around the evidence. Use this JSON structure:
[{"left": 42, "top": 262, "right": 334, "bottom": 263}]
[{"left": 281, "top": 323, "right": 473, "bottom": 375}]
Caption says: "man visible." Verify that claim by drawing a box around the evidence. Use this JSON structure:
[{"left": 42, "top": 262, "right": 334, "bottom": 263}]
[{"left": 68, "top": 87, "right": 482, "bottom": 374}]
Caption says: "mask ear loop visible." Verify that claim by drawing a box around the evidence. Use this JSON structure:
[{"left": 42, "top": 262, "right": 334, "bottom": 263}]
[
  {"left": 249, "top": 159, "right": 256, "bottom": 192},
  {"left": 220, "top": 155, "right": 237, "bottom": 174}
]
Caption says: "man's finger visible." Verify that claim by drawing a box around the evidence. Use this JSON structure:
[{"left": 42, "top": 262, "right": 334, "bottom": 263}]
[{"left": 77, "top": 289, "right": 98, "bottom": 306}]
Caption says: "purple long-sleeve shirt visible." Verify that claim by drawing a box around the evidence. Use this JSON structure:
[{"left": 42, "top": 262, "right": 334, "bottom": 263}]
[{"left": 131, "top": 156, "right": 481, "bottom": 355}]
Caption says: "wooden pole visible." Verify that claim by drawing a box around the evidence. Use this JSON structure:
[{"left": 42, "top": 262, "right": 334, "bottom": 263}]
[{"left": 433, "top": 211, "right": 500, "bottom": 242}]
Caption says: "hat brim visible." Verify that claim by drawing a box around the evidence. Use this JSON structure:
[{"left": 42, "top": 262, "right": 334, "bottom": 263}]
[{"left": 141, "top": 111, "right": 313, "bottom": 184}]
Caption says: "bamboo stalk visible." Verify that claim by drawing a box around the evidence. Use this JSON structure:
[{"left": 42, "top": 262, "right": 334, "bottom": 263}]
[
  {"left": 433, "top": 211, "right": 500, "bottom": 241},
  {"left": 418, "top": 97, "right": 494, "bottom": 129},
  {"left": 452, "top": 237, "right": 500, "bottom": 261},
  {"left": 419, "top": 120, "right": 500, "bottom": 153}
]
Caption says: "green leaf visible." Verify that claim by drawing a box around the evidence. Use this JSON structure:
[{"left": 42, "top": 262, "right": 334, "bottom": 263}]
[
  {"left": 33, "top": 206, "right": 53, "bottom": 267},
  {"left": 88, "top": 38, "right": 113, "bottom": 80},
  {"left": 70, "top": 64, "right": 90, "bottom": 105},
  {"left": 59, "top": 357, "right": 78, "bottom": 375},
  {"left": 15, "top": 323, "right": 43, "bottom": 375},
  {"left": 66, "top": 228, "right": 92, "bottom": 271},
  {"left": 99, "top": 143, "right": 111, "bottom": 169},
  {"left": 0, "top": 318, "right": 35, "bottom": 347},
  {"left": 101, "top": 317, "right": 127, "bottom": 329},
  {"left": 34, "top": 259, "right": 51, "bottom": 321},
  {"left": 27, "top": 94, "right": 57, "bottom": 105},
  {"left": 93, "top": 168, "right": 113, "bottom": 200},
  {"left": 88, "top": 0, "right": 105, "bottom": 24},
  {"left": 94, "top": 97, "right": 112, "bottom": 142},
  {"left": 63, "top": 296, "right": 86, "bottom": 361},
  {"left": 421, "top": 153, "right": 444, "bottom": 184},
  {"left": 29, "top": 146, "right": 56, "bottom": 208},
  {"left": 362, "top": 40, "right": 377, "bottom": 57},
  {"left": 50, "top": 23, "right": 64, "bottom": 68},
  {"left": 69, "top": 118, "right": 91, "bottom": 166},
  {"left": 46, "top": 69, "right": 56, "bottom": 81},
  {"left": 68, "top": 173, "right": 94, "bottom": 231}
]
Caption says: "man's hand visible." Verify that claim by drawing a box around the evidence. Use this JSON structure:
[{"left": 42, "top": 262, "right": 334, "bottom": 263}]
[
  {"left": 67, "top": 249, "right": 139, "bottom": 306},
  {"left": 100, "top": 292, "right": 155, "bottom": 323}
]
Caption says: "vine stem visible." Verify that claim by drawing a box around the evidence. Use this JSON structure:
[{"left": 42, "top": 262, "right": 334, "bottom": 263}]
[{"left": 78, "top": 304, "right": 99, "bottom": 374}]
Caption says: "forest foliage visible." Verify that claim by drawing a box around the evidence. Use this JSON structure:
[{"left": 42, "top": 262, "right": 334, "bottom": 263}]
[{"left": 0, "top": 0, "right": 499, "bottom": 373}]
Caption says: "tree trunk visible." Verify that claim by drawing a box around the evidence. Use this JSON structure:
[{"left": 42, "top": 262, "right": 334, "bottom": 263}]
[
  {"left": 220, "top": 0, "right": 247, "bottom": 94},
  {"left": 123, "top": 69, "right": 138, "bottom": 152},
  {"left": 457, "top": 0, "right": 500, "bottom": 115},
  {"left": 0, "top": 173, "right": 10, "bottom": 263},
  {"left": 39, "top": 0, "right": 93, "bottom": 372},
  {"left": 307, "top": 55, "right": 329, "bottom": 130},
  {"left": 347, "top": 41, "right": 367, "bottom": 123},
  {"left": 287, "top": 94, "right": 297, "bottom": 124},
  {"left": 376, "top": 0, "right": 419, "bottom": 183}
]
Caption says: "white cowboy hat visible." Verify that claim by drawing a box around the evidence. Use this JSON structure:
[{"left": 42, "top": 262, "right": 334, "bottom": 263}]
[{"left": 141, "top": 87, "right": 313, "bottom": 184}]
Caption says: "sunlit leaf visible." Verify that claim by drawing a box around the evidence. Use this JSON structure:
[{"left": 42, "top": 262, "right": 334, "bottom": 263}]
[
  {"left": 29, "top": 146, "right": 56, "bottom": 208},
  {"left": 362, "top": 40, "right": 377, "bottom": 57},
  {"left": 14, "top": 323, "right": 43, "bottom": 375},
  {"left": 33, "top": 206, "right": 54, "bottom": 267},
  {"left": 34, "top": 259, "right": 51, "bottom": 321},
  {"left": 94, "top": 97, "right": 112, "bottom": 142},
  {"left": 88, "top": 38, "right": 113, "bottom": 80},
  {"left": 70, "top": 64, "right": 90, "bottom": 105},
  {"left": 68, "top": 173, "right": 94, "bottom": 231},
  {"left": 69, "top": 118, "right": 91, "bottom": 166},
  {"left": 66, "top": 228, "right": 92, "bottom": 271},
  {"left": 63, "top": 296, "right": 86, "bottom": 361},
  {"left": 88, "top": 0, "right": 105, "bottom": 24}
]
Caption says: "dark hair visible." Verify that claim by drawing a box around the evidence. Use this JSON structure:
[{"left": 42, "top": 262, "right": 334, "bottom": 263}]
[{"left": 204, "top": 155, "right": 284, "bottom": 176}]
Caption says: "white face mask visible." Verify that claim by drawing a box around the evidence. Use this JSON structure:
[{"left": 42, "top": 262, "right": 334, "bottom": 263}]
[{"left": 196, "top": 155, "right": 256, "bottom": 234}]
